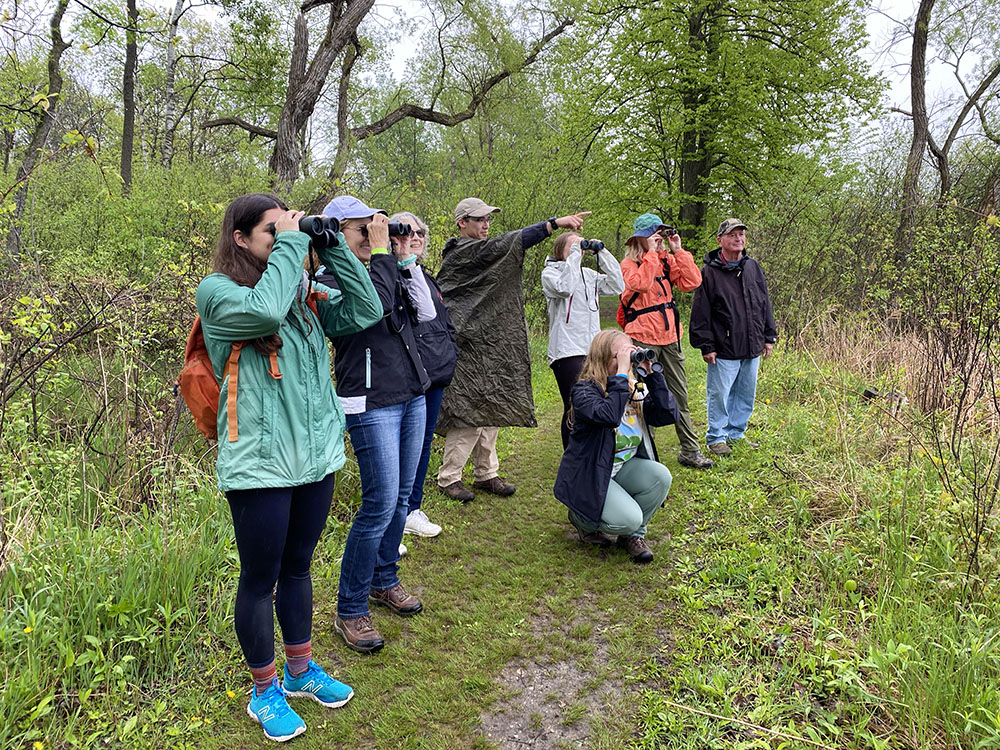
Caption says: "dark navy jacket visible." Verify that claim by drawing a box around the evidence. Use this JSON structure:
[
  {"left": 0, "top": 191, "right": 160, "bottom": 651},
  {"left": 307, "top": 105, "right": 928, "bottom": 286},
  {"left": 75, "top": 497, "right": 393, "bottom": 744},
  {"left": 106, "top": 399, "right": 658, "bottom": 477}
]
[
  {"left": 413, "top": 271, "right": 458, "bottom": 389},
  {"left": 318, "top": 253, "right": 429, "bottom": 412},
  {"left": 689, "top": 249, "right": 777, "bottom": 360},
  {"left": 553, "top": 371, "right": 677, "bottom": 526}
]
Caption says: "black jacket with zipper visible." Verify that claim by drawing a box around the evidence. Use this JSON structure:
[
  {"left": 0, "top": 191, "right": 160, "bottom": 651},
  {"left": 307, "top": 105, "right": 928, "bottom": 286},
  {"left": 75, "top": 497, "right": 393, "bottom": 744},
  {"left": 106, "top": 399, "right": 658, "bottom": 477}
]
[
  {"left": 413, "top": 271, "right": 458, "bottom": 389},
  {"left": 319, "top": 252, "right": 430, "bottom": 411},
  {"left": 689, "top": 249, "right": 777, "bottom": 360}
]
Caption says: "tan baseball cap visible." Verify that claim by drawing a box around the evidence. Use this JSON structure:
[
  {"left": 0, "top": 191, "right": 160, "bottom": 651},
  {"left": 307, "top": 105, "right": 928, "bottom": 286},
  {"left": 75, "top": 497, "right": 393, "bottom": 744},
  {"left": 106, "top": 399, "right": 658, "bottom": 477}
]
[
  {"left": 717, "top": 218, "right": 747, "bottom": 237},
  {"left": 454, "top": 197, "right": 500, "bottom": 222}
]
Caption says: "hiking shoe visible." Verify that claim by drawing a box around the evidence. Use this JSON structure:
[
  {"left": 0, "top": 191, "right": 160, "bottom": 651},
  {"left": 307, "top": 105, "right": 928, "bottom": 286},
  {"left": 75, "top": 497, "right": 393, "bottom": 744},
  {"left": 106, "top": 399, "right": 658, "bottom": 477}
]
[
  {"left": 398, "top": 542, "right": 408, "bottom": 557},
  {"left": 282, "top": 661, "right": 354, "bottom": 708},
  {"left": 334, "top": 615, "right": 385, "bottom": 654},
  {"left": 404, "top": 509, "right": 442, "bottom": 537},
  {"left": 617, "top": 535, "right": 654, "bottom": 564},
  {"left": 369, "top": 584, "right": 423, "bottom": 616},
  {"left": 439, "top": 481, "right": 474, "bottom": 502},
  {"left": 708, "top": 442, "right": 732, "bottom": 456},
  {"left": 246, "top": 678, "right": 306, "bottom": 742},
  {"left": 678, "top": 449, "right": 714, "bottom": 469},
  {"left": 568, "top": 511, "right": 614, "bottom": 547},
  {"left": 472, "top": 476, "right": 516, "bottom": 496}
]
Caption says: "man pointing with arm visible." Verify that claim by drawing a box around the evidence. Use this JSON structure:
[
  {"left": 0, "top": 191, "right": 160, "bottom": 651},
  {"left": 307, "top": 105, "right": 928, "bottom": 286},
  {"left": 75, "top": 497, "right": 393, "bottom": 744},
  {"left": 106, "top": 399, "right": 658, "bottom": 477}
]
[{"left": 435, "top": 197, "right": 590, "bottom": 502}]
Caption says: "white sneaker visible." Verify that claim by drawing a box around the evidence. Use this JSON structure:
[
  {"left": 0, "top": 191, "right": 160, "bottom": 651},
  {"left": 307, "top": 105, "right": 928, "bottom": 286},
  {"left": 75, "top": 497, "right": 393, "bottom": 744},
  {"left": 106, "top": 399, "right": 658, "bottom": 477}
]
[
  {"left": 404, "top": 509, "right": 442, "bottom": 538},
  {"left": 398, "top": 542, "right": 408, "bottom": 557}
]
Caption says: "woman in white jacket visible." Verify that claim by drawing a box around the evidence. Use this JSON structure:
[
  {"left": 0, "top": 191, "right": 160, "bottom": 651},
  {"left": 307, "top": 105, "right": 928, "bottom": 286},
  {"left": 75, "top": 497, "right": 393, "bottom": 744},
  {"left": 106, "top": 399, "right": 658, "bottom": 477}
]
[{"left": 542, "top": 232, "right": 625, "bottom": 448}]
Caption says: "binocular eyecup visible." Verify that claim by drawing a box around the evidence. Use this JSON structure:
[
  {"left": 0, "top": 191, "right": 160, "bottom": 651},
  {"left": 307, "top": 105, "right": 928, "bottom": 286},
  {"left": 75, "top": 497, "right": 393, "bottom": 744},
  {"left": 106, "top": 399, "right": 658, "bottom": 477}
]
[{"left": 580, "top": 238, "right": 604, "bottom": 252}]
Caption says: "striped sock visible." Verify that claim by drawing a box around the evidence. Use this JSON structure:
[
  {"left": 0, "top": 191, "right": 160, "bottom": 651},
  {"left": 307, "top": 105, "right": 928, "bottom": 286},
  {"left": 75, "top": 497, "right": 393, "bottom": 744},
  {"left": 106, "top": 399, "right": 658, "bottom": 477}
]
[
  {"left": 284, "top": 640, "right": 312, "bottom": 678},
  {"left": 250, "top": 660, "right": 277, "bottom": 695}
]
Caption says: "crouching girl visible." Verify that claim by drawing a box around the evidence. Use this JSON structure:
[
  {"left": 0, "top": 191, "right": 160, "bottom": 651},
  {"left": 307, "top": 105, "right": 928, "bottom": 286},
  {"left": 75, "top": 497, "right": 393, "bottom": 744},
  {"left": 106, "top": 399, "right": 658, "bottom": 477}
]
[{"left": 553, "top": 329, "right": 676, "bottom": 564}]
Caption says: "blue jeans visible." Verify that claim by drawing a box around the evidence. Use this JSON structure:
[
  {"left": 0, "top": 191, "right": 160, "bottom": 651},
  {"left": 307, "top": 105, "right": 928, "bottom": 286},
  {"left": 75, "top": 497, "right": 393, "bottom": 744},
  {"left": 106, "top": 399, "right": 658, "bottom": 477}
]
[
  {"left": 705, "top": 357, "right": 760, "bottom": 445},
  {"left": 406, "top": 386, "right": 444, "bottom": 513},
  {"left": 338, "top": 396, "right": 425, "bottom": 618}
]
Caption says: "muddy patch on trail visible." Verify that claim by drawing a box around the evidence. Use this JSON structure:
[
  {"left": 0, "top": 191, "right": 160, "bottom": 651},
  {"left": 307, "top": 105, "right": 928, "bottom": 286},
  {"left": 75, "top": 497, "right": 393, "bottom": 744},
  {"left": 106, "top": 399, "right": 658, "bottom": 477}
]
[{"left": 478, "top": 610, "right": 625, "bottom": 749}]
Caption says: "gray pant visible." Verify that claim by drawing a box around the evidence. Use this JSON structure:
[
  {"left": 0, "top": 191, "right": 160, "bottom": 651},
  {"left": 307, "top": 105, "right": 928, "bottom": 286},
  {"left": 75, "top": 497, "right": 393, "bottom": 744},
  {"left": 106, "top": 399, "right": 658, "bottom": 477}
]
[
  {"left": 633, "top": 339, "right": 699, "bottom": 454},
  {"left": 570, "top": 457, "right": 672, "bottom": 538}
]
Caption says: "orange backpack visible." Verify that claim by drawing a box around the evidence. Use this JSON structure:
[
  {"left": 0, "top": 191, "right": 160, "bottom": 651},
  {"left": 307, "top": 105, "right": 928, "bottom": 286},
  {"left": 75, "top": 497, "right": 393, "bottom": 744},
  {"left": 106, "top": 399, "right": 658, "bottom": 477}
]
[{"left": 177, "top": 289, "right": 326, "bottom": 442}]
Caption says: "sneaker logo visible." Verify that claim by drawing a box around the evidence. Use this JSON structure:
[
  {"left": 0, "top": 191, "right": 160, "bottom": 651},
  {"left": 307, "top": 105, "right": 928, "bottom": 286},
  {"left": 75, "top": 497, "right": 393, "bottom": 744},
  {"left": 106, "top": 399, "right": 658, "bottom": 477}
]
[
  {"left": 300, "top": 679, "right": 320, "bottom": 694},
  {"left": 257, "top": 705, "right": 275, "bottom": 722}
]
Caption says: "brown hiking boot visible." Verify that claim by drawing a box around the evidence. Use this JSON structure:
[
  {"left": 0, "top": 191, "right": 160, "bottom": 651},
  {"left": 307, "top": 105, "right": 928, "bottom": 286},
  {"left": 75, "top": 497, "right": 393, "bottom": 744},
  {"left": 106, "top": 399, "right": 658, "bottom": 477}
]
[
  {"left": 472, "top": 476, "right": 516, "bottom": 496},
  {"left": 617, "top": 535, "right": 654, "bottom": 564},
  {"left": 439, "top": 480, "right": 475, "bottom": 502},
  {"left": 568, "top": 510, "right": 614, "bottom": 548},
  {"left": 369, "top": 584, "right": 423, "bottom": 616},
  {"left": 334, "top": 614, "right": 385, "bottom": 653},
  {"left": 678, "top": 449, "right": 714, "bottom": 469}
]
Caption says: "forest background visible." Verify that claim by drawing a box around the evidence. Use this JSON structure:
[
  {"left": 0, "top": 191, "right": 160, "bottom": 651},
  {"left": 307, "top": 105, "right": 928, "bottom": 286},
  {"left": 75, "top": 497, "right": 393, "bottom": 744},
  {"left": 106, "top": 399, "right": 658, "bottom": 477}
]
[{"left": 2, "top": 0, "right": 1000, "bottom": 746}]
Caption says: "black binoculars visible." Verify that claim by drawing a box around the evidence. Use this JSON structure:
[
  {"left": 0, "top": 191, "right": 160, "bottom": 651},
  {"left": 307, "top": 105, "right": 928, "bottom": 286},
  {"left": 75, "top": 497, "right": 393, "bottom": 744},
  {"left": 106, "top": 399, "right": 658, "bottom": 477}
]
[
  {"left": 388, "top": 221, "right": 413, "bottom": 237},
  {"left": 267, "top": 215, "right": 341, "bottom": 251},
  {"left": 580, "top": 238, "right": 604, "bottom": 252},
  {"left": 660, "top": 226, "right": 677, "bottom": 237},
  {"left": 630, "top": 348, "right": 663, "bottom": 376}
]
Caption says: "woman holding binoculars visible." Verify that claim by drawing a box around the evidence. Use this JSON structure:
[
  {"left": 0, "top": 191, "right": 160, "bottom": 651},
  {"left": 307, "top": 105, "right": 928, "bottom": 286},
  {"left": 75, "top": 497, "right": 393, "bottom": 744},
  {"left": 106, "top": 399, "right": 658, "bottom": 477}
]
[
  {"left": 553, "top": 330, "right": 677, "bottom": 563},
  {"left": 620, "top": 213, "right": 713, "bottom": 470},
  {"left": 196, "top": 193, "right": 383, "bottom": 741},
  {"left": 319, "top": 195, "right": 436, "bottom": 655},
  {"left": 542, "top": 232, "right": 624, "bottom": 449}
]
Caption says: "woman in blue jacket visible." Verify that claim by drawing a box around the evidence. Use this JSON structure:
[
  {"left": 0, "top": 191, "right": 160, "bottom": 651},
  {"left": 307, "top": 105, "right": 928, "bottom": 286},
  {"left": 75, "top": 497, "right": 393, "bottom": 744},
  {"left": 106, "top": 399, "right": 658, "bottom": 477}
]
[
  {"left": 319, "top": 196, "right": 435, "bottom": 654},
  {"left": 196, "top": 193, "right": 382, "bottom": 741},
  {"left": 553, "top": 329, "right": 676, "bottom": 564}
]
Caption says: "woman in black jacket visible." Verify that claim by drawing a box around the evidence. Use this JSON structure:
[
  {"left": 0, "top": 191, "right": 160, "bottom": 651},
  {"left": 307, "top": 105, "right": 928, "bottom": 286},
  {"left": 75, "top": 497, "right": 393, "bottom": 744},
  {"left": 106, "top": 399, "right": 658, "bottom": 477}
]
[
  {"left": 553, "top": 329, "right": 676, "bottom": 563},
  {"left": 319, "top": 196, "right": 435, "bottom": 654},
  {"left": 389, "top": 211, "right": 458, "bottom": 541}
]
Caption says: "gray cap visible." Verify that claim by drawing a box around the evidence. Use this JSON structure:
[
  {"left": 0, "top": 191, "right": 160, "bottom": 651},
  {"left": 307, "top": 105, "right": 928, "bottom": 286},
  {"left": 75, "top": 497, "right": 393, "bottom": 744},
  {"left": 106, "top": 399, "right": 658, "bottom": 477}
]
[
  {"left": 717, "top": 218, "right": 747, "bottom": 237},
  {"left": 454, "top": 197, "right": 500, "bottom": 222}
]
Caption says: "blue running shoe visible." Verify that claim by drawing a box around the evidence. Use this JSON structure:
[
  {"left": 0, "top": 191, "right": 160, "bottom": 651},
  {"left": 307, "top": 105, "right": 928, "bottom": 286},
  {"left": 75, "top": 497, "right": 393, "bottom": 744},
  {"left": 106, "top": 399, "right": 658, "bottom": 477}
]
[
  {"left": 246, "top": 678, "right": 306, "bottom": 742},
  {"left": 283, "top": 660, "right": 355, "bottom": 708}
]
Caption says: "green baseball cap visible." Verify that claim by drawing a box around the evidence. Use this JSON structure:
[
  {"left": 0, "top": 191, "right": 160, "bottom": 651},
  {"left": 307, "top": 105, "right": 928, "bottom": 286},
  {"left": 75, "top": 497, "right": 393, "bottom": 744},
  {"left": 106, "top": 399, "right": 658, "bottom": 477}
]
[
  {"left": 631, "top": 213, "right": 669, "bottom": 239},
  {"left": 717, "top": 218, "right": 747, "bottom": 237}
]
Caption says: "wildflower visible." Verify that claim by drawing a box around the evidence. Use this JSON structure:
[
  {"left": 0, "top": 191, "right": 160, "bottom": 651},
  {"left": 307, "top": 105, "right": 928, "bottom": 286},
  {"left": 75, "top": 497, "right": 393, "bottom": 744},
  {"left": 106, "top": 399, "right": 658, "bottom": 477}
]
[
  {"left": 765, "top": 398, "right": 771, "bottom": 404},
  {"left": 23, "top": 626, "right": 33, "bottom": 634},
  {"left": 226, "top": 690, "right": 236, "bottom": 699},
  {"left": 33, "top": 742, "right": 44, "bottom": 750}
]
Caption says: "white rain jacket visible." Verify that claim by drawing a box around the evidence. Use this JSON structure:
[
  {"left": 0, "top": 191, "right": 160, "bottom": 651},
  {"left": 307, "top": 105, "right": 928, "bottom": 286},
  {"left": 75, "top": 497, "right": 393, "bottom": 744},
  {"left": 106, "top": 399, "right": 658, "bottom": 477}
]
[{"left": 542, "top": 243, "right": 625, "bottom": 364}]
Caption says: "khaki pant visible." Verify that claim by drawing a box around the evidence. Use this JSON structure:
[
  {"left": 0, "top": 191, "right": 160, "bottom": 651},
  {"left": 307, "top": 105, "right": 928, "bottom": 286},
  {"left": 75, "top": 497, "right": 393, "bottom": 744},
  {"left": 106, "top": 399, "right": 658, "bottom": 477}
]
[
  {"left": 635, "top": 339, "right": 700, "bottom": 454},
  {"left": 436, "top": 426, "right": 500, "bottom": 486}
]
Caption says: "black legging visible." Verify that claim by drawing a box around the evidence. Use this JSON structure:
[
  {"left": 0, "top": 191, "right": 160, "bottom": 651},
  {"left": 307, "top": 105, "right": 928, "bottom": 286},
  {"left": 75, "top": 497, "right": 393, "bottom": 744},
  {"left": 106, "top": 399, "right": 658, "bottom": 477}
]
[
  {"left": 225, "top": 473, "right": 335, "bottom": 668},
  {"left": 550, "top": 355, "right": 586, "bottom": 450}
]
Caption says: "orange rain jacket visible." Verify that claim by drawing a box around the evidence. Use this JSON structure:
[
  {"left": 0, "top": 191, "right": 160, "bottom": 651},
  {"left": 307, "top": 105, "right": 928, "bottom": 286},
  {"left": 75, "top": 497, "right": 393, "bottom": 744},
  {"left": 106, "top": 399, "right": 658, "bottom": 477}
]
[{"left": 620, "top": 248, "right": 702, "bottom": 346}]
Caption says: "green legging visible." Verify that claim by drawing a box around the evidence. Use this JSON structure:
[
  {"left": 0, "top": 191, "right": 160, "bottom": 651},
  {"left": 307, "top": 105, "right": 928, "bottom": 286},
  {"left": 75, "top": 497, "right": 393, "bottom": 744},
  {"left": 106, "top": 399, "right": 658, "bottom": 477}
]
[{"left": 571, "top": 457, "right": 673, "bottom": 538}]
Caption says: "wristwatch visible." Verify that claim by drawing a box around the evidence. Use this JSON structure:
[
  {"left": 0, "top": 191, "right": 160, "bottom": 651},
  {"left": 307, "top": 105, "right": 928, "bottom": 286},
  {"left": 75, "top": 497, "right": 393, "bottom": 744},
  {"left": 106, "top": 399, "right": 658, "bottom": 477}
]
[{"left": 548, "top": 217, "right": 558, "bottom": 231}]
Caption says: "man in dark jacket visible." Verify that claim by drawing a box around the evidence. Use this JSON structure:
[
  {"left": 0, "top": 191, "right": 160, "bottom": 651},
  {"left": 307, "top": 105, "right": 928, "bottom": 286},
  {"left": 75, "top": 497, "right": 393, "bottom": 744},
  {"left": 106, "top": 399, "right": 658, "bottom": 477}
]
[
  {"left": 689, "top": 219, "right": 777, "bottom": 455},
  {"left": 435, "top": 197, "right": 590, "bottom": 501}
]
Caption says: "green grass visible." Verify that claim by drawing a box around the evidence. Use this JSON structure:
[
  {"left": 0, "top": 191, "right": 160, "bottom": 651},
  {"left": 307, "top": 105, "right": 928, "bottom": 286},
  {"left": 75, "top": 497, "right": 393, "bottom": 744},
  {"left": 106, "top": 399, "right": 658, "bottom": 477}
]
[{"left": 4, "top": 340, "right": 1000, "bottom": 748}]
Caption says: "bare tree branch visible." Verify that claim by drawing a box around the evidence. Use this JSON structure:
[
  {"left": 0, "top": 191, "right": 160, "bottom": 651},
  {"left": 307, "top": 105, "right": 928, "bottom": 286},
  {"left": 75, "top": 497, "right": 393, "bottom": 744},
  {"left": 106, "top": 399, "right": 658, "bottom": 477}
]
[{"left": 201, "top": 116, "right": 278, "bottom": 139}]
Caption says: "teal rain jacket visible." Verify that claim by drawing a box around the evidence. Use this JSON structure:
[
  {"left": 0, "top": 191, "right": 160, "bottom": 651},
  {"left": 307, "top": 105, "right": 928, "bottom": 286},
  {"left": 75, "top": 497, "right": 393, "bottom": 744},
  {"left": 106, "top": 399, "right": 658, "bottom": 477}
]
[{"left": 196, "top": 231, "right": 381, "bottom": 491}]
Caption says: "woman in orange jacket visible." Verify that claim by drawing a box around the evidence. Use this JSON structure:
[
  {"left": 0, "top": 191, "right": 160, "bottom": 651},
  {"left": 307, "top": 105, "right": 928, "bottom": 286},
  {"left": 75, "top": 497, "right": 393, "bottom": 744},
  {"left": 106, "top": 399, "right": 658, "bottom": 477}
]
[{"left": 620, "top": 213, "right": 713, "bottom": 469}]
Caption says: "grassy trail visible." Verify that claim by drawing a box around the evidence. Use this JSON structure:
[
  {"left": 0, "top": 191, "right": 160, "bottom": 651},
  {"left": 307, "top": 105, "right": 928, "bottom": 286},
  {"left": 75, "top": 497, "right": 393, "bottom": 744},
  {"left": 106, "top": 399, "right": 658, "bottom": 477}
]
[{"left": 200, "top": 346, "right": 855, "bottom": 750}]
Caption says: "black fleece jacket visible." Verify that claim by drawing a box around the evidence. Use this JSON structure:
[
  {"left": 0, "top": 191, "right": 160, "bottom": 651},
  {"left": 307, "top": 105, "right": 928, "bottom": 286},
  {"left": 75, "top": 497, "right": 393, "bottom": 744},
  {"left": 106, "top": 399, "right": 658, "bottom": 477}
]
[{"left": 689, "top": 249, "right": 777, "bottom": 360}]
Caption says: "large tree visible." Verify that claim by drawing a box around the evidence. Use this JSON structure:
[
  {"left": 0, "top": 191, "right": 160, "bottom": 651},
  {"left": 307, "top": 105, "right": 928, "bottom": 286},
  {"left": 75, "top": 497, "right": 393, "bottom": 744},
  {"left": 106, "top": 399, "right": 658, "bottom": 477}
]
[{"left": 568, "top": 0, "right": 881, "bottom": 236}]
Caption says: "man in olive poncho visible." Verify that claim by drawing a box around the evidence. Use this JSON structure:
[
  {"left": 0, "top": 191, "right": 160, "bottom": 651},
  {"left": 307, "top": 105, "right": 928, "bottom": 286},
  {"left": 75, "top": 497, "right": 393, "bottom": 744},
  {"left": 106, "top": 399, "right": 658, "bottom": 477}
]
[{"left": 435, "top": 198, "right": 590, "bottom": 501}]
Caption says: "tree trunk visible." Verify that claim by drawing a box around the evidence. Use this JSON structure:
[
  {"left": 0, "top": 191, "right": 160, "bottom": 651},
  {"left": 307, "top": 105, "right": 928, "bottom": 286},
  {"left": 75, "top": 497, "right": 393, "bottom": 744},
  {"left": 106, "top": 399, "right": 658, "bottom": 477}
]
[
  {"left": 4, "top": 0, "right": 71, "bottom": 260},
  {"left": 120, "top": 0, "right": 139, "bottom": 194},
  {"left": 269, "top": 1, "right": 376, "bottom": 192},
  {"left": 896, "top": 0, "right": 935, "bottom": 255},
  {"left": 160, "top": 0, "right": 185, "bottom": 167}
]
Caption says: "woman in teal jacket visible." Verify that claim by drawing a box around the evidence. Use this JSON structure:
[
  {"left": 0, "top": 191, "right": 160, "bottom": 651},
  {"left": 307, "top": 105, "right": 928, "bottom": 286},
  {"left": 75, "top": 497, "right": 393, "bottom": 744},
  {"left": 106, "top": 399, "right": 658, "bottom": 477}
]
[{"left": 196, "top": 193, "right": 381, "bottom": 742}]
